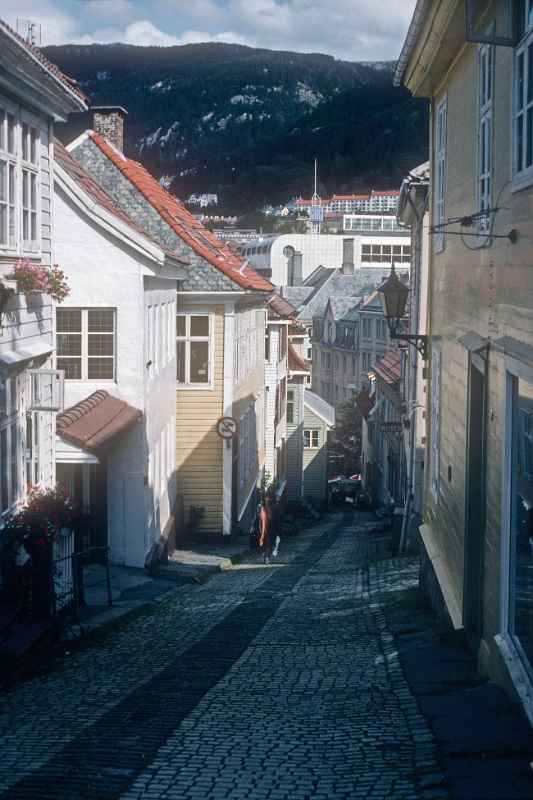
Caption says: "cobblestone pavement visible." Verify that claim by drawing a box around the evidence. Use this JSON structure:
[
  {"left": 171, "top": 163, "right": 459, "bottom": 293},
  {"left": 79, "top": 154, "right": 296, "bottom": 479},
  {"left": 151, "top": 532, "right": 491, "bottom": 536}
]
[{"left": 0, "top": 513, "right": 447, "bottom": 800}]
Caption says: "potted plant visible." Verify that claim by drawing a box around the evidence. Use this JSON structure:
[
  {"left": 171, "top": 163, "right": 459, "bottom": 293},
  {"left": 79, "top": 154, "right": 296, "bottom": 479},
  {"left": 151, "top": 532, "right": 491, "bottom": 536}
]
[
  {"left": 1, "top": 487, "right": 79, "bottom": 619},
  {"left": 5, "top": 260, "right": 70, "bottom": 303}
]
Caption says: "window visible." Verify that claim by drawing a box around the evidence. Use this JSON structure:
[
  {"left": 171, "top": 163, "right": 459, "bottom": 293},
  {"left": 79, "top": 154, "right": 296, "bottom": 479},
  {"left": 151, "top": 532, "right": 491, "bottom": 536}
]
[
  {"left": 176, "top": 313, "right": 211, "bottom": 386},
  {"left": 361, "top": 352, "right": 371, "bottom": 371},
  {"left": 57, "top": 308, "right": 116, "bottom": 381},
  {"left": 287, "top": 389, "right": 295, "bottom": 424},
  {"left": 265, "top": 331, "right": 270, "bottom": 362},
  {"left": 304, "top": 429, "right": 319, "bottom": 448},
  {"left": 377, "top": 319, "right": 388, "bottom": 340},
  {"left": 0, "top": 106, "right": 17, "bottom": 250},
  {"left": 362, "top": 318, "right": 372, "bottom": 339},
  {"left": 234, "top": 308, "right": 260, "bottom": 383},
  {"left": 0, "top": 373, "right": 21, "bottom": 515},
  {"left": 478, "top": 43, "right": 493, "bottom": 230},
  {"left": 434, "top": 97, "right": 447, "bottom": 251},
  {"left": 361, "top": 244, "right": 411, "bottom": 263},
  {"left": 430, "top": 346, "right": 441, "bottom": 500},
  {"left": 507, "top": 374, "right": 533, "bottom": 671}
]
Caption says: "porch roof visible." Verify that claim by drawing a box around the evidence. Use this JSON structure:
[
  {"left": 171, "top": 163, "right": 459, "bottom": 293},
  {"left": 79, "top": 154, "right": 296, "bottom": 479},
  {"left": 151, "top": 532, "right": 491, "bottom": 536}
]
[{"left": 57, "top": 390, "right": 142, "bottom": 453}]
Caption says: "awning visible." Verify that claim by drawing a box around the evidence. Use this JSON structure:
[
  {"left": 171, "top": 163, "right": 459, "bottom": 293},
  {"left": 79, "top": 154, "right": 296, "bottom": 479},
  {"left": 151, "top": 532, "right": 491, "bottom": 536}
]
[
  {"left": 0, "top": 340, "right": 53, "bottom": 369},
  {"left": 57, "top": 390, "right": 142, "bottom": 453}
]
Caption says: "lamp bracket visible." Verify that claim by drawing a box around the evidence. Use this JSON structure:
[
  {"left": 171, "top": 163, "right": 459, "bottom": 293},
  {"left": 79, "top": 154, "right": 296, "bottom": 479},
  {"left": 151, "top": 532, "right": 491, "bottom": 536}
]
[{"left": 390, "top": 332, "right": 429, "bottom": 360}]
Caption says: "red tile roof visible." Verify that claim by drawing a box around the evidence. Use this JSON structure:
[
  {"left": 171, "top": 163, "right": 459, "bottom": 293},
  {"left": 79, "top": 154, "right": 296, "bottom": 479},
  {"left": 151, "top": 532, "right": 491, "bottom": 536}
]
[
  {"left": 57, "top": 391, "right": 142, "bottom": 453},
  {"left": 267, "top": 293, "right": 298, "bottom": 320},
  {"left": 288, "top": 343, "right": 311, "bottom": 374},
  {"left": 88, "top": 132, "right": 272, "bottom": 292},
  {"left": 54, "top": 140, "right": 189, "bottom": 265},
  {"left": 374, "top": 350, "right": 402, "bottom": 385},
  {"left": 0, "top": 20, "right": 87, "bottom": 108}
]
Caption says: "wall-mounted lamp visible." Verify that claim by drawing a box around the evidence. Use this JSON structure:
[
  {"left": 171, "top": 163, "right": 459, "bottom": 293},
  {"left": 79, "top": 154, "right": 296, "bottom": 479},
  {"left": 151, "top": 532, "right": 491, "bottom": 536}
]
[{"left": 377, "top": 265, "right": 428, "bottom": 360}]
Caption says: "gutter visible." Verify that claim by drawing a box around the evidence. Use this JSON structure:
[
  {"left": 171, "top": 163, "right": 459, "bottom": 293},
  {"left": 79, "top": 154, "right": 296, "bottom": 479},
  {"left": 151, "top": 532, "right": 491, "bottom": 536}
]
[{"left": 394, "top": 0, "right": 431, "bottom": 86}]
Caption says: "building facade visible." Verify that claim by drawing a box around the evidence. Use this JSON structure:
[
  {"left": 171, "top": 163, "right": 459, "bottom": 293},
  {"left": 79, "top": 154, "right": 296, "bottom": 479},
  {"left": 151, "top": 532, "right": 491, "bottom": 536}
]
[
  {"left": 397, "top": 0, "right": 533, "bottom": 722},
  {"left": 0, "top": 22, "right": 86, "bottom": 525},
  {"left": 67, "top": 115, "right": 272, "bottom": 539}
]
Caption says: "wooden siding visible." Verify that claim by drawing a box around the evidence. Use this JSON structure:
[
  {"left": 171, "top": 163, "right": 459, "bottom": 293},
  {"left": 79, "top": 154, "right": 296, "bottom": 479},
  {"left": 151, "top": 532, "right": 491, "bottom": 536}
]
[
  {"left": 176, "top": 306, "right": 224, "bottom": 535},
  {"left": 302, "top": 406, "right": 329, "bottom": 504},
  {"left": 286, "top": 381, "right": 304, "bottom": 501}
]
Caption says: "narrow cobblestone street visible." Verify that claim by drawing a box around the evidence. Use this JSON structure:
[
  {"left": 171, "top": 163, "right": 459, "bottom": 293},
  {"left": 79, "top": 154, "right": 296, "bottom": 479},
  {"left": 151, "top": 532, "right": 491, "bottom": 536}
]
[{"left": 0, "top": 512, "right": 531, "bottom": 800}]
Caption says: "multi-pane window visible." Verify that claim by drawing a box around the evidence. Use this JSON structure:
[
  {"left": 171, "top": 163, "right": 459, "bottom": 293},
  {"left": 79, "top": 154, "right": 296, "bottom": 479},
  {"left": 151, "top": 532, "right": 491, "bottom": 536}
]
[
  {"left": 0, "top": 373, "right": 21, "bottom": 515},
  {"left": 362, "top": 318, "right": 373, "bottom": 339},
  {"left": 515, "top": 13, "right": 533, "bottom": 178},
  {"left": 0, "top": 105, "right": 40, "bottom": 253},
  {"left": 304, "top": 429, "right": 319, "bottom": 449},
  {"left": 0, "top": 107, "right": 17, "bottom": 250},
  {"left": 21, "top": 121, "right": 39, "bottom": 250},
  {"left": 478, "top": 43, "right": 493, "bottom": 230},
  {"left": 361, "top": 244, "right": 411, "bottom": 263},
  {"left": 434, "top": 97, "right": 447, "bottom": 251},
  {"left": 287, "top": 389, "right": 295, "bottom": 424},
  {"left": 56, "top": 308, "right": 116, "bottom": 380},
  {"left": 176, "top": 313, "right": 211, "bottom": 386}
]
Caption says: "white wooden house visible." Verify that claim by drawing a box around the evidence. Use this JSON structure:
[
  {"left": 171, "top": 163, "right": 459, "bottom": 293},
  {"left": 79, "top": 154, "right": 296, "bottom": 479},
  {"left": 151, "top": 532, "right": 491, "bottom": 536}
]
[
  {"left": 0, "top": 21, "right": 87, "bottom": 524},
  {"left": 264, "top": 294, "right": 299, "bottom": 500},
  {"left": 53, "top": 143, "right": 187, "bottom": 567}
]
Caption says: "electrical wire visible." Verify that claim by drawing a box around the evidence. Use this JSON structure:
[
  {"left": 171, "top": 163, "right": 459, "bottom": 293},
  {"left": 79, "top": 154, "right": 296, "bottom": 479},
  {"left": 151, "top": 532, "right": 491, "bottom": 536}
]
[{"left": 460, "top": 178, "right": 512, "bottom": 251}]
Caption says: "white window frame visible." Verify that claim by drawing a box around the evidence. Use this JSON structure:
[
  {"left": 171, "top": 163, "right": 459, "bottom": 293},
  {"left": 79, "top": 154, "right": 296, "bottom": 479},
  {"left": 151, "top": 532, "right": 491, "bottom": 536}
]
[
  {"left": 176, "top": 312, "right": 213, "bottom": 389},
  {"left": 513, "top": 2, "right": 533, "bottom": 190},
  {"left": 477, "top": 41, "right": 494, "bottom": 232},
  {"left": 304, "top": 429, "right": 320, "bottom": 449},
  {"left": 434, "top": 96, "right": 447, "bottom": 252},
  {"left": 498, "top": 355, "right": 533, "bottom": 720},
  {"left": 0, "top": 373, "right": 24, "bottom": 517},
  {"left": 56, "top": 307, "right": 116, "bottom": 382},
  {"left": 0, "top": 96, "right": 19, "bottom": 254},
  {"left": 20, "top": 113, "right": 40, "bottom": 254}
]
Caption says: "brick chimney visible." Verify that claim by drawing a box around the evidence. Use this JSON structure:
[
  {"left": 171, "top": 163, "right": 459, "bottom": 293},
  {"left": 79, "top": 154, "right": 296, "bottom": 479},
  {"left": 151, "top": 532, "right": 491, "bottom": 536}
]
[
  {"left": 341, "top": 238, "right": 354, "bottom": 274},
  {"left": 92, "top": 106, "right": 128, "bottom": 152}
]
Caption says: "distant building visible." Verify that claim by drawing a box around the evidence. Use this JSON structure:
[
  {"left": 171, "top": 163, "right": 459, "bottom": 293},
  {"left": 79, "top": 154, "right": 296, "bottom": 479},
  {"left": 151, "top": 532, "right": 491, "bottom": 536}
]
[
  {"left": 343, "top": 214, "right": 405, "bottom": 233},
  {"left": 187, "top": 193, "right": 218, "bottom": 208},
  {"left": 213, "top": 228, "right": 258, "bottom": 244},
  {"left": 240, "top": 229, "right": 411, "bottom": 286},
  {"left": 294, "top": 190, "right": 400, "bottom": 216}
]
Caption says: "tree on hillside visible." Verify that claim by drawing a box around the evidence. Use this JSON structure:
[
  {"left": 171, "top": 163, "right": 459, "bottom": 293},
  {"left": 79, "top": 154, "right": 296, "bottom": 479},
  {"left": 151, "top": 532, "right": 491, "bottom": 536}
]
[{"left": 329, "top": 400, "right": 362, "bottom": 477}]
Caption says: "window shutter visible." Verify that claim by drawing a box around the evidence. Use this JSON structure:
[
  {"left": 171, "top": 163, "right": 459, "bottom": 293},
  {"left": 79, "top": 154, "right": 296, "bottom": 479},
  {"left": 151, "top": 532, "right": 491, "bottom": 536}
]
[{"left": 28, "top": 369, "right": 64, "bottom": 412}]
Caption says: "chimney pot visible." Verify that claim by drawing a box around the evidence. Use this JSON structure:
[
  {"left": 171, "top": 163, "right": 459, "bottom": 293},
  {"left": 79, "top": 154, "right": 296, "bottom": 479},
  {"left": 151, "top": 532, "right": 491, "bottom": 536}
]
[{"left": 92, "top": 106, "right": 128, "bottom": 152}]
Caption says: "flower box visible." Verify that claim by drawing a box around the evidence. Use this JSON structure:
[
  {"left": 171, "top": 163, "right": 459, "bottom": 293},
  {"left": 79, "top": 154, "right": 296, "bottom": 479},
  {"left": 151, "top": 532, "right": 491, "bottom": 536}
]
[{"left": 5, "top": 260, "right": 70, "bottom": 303}]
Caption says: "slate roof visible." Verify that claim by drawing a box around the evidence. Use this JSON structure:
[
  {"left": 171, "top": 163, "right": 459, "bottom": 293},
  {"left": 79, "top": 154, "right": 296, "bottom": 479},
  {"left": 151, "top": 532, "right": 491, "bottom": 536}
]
[
  {"left": 374, "top": 350, "right": 402, "bottom": 386},
  {"left": 288, "top": 344, "right": 311, "bottom": 374},
  {"left": 297, "top": 269, "right": 388, "bottom": 323},
  {"left": 87, "top": 132, "right": 272, "bottom": 293},
  {"left": 328, "top": 295, "right": 362, "bottom": 321},
  {"left": 55, "top": 141, "right": 189, "bottom": 265},
  {"left": 57, "top": 391, "right": 142, "bottom": 453},
  {"left": 277, "top": 286, "right": 314, "bottom": 310},
  {"left": 0, "top": 19, "right": 87, "bottom": 108},
  {"left": 304, "top": 390, "right": 335, "bottom": 428}
]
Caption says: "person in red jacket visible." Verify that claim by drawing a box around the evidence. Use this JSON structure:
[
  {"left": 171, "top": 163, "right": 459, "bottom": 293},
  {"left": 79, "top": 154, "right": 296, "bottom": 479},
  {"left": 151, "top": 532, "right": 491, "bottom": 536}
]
[{"left": 259, "top": 495, "right": 273, "bottom": 565}]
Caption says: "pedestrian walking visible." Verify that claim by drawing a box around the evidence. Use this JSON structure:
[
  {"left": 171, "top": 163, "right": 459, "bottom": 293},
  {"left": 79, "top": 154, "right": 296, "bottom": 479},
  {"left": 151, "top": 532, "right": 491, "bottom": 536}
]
[{"left": 259, "top": 495, "right": 273, "bottom": 564}]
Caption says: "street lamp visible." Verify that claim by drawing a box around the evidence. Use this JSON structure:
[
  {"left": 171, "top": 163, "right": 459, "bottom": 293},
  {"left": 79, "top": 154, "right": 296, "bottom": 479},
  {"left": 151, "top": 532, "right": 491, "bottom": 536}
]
[{"left": 377, "top": 264, "right": 428, "bottom": 360}]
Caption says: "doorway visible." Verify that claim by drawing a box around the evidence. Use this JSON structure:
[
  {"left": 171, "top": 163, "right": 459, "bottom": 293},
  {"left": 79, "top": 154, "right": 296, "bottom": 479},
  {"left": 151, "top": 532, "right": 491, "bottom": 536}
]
[{"left": 463, "top": 352, "right": 487, "bottom": 634}]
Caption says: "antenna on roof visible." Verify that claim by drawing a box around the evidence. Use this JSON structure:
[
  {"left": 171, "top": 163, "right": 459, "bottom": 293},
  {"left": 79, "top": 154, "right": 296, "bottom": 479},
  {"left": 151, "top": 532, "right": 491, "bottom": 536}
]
[
  {"left": 310, "top": 158, "right": 323, "bottom": 236},
  {"left": 17, "top": 18, "right": 42, "bottom": 47}
]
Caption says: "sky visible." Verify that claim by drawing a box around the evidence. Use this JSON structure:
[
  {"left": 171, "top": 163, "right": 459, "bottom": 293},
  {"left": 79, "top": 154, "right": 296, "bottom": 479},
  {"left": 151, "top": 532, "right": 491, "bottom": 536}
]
[{"left": 2, "top": 0, "right": 417, "bottom": 62}]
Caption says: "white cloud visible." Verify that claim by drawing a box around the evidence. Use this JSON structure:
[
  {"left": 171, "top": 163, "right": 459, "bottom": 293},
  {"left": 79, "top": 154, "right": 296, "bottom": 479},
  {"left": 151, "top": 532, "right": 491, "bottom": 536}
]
[{"left": 1, "top": 0, "right": 417, "bottom": 60}]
